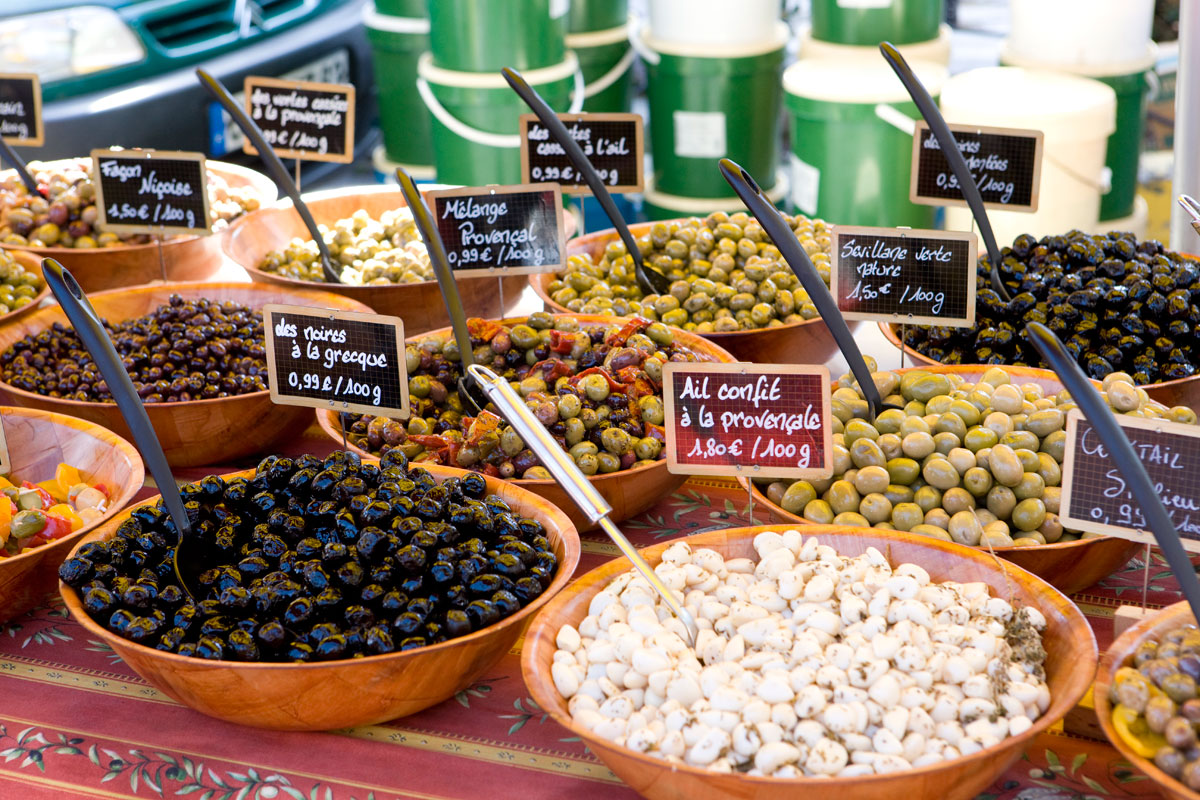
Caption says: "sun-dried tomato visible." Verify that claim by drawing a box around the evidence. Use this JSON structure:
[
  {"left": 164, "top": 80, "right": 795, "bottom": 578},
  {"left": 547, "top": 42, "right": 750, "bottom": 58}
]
[
  {"left": 569, "top": 366, "right": 626, "bottom": 393},
  {"left": 604, "top": 316, "right": 651, "bottom": 347},
  {"left": 528, "top": 358, "right": 575, "bottom": 383},
  {"left": 466, "top": 318, "right": 505, "bottom": 343},
  {"left": 548, "top": 329, "right": 577, "bottom": 354}
]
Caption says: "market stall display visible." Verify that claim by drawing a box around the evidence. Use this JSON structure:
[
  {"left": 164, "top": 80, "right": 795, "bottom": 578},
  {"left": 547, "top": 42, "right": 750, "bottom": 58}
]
[{"left": 0, "top": 250, "right": 47, "bottom": 326}]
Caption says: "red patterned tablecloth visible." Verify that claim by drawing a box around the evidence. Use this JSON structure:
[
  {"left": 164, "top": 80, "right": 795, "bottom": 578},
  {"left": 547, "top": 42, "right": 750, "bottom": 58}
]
[{"left": 0, "top": 422, "right": 1182, "bottom": 799}]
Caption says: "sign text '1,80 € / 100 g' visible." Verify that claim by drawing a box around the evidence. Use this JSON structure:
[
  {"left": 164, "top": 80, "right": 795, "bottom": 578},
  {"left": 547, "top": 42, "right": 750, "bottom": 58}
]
[{"left": 661, "top": 362, "right": 832, "bottom": 480}]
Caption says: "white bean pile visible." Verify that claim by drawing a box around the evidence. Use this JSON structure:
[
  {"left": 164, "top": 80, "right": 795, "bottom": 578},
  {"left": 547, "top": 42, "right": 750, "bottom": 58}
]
[{"left": 551, "top": 532, "right": 1051, "bottom": 778}]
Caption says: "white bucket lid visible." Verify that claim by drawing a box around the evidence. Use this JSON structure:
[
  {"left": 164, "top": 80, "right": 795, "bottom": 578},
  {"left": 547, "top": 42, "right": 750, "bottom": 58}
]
[
  {"left": 939, "top": 67, "right": 1117, "bottom": 140},
  {"left": 999, "top": 40, "right": 1159, "bottom": 78},
  {"left": 362, "top": 3, "right": 429, "bottom": 33},
  {"left": 418, "top": 51, "right": 580, "bottom": 88},
  {"left": 642, "top": 20, "right": 790, "bottom": 59},
  {"left": 783, "top": 58, "right": 948, "bottom": 104}
]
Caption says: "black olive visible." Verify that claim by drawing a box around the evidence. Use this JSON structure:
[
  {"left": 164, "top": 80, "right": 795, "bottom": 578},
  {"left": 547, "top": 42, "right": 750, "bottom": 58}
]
[
  {"left": 344, "top": 605, "right": 374, "bottom": 627},
  {"left": 195, "top": 635, "right": 225, "bottom": 660},
  {"left": 365, "top": 625, "right": 394, "bottom": 655},
  {"left": 444, "top": 609, "right": 472, "bottom": 637},
  {"left": 465, "top": 599, "right": 500, "bottom": 629},
  {"left": 314, "top": 587, "right": 343, "bottom": 612},
  {"left": 491, "top": 590, "right": 521, "bottom": 617},
  {"left": 228, "top": 629, "right": 259, "bottom": 661},
  {"left": 83, "top": 586, "right": 116, "bottom": 615},
  {"left": 512, "top": 577, "right": 543, "bottom": 604},
  {"left": 286, "top": 642, "right": 313, "bottom": 662},
  {"left": 429, "top": 561, "right": 456, "bottom": 585},
  {"left": 322, "top": 542, "right": 348, "bottom": 562},
  {"left": 59, "top": 556, "right": 94, "bottom": 586},
  {"left": 336, "top": 561, "right": 365, "bottom": 587},
  {"left": 392, "top": 612, "right": 424, "bottom": 637},
  {"left": 399, "top": 636, "right": 427, "bottom": 651},
  {"left": 157, "top": 627, "right": 186, "bottom": 651}
]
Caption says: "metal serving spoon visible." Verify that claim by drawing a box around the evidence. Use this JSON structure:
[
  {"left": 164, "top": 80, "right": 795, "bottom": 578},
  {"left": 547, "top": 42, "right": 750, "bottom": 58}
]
[
  {"left": 41, "top": 258, "right": 200, "bottom": 597},
  {"left": 879, "top": 42, "right": 1011, "bottom": 302},
  {"left": 468, "top": 363, "right": 699, "bottom": 645},
  {"left": 501, "top": 66, "right": 672, "bottom": 296},
  {"left": 0, "top": 137, "right": 38, "bottom": 194},
  {"left": 195, "top": 68, "right": 340, "bottom": 284}
]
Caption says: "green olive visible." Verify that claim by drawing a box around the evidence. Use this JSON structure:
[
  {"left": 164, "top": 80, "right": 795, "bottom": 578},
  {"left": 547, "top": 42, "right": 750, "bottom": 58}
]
[
  {"left": 1040, "top": 430, "right": 1067, "bottom": 463},
  {"left": 633, "top": 436, "right": 662, "bottom": 460},
  {"left": 921, "top": 458, "right": 960, "bottom": 490},
  {"left": 1000, "top": 430, "right": 1039, "bottom": 452},
  {"left": 849, "top": 438, "right": 886, "bottom": 469},
  {"left": 781, "top": 481, "right": 817, "bottom": 514},
  {"left": 891, "top": 502, "right": 924, "bottom": 531},
  {"left": 1013, "top": 471, "right": 1046, "bottom": 501},
  {"left": 858, "top": 493, "right": 893, "bottom": 523},
  {"left": 989, "top": 444, "right": 1024, "bottom": 487},
  {"left": 947, "top": 510, "right": 983, "bottom": 546},
  {"left": 826, "top": 480, "right": 861, "bottom": 514},
  {"left": 901, "top": 432, "right": 936, "bottom": 459},
  {"left": 843, "top": 419, "right": 880, "bottom": 446},
  {"left": 600, "top": 427, "right": 633, "bottom": 455},
  {"left": 914, "top": 485, "right": 942, "bottom": 514},
  {"left": 963, "top": 426, "right": 999, "bottom": 452},
  {"left": 803, "top": 499, "right": 835, "bottom": 524},
  {"left": 885, "top": 457, "right": 920, "bottom": 485},
  {"left": 962, "top": 466, "right": 993, "bottom": 497},
  {"left": 558, "top": 393, "right": 582, "bottom": 418},
  {"left": 1011, "top": 497, "right": 1047, "bottom": 532},
  {"left": 581, "top": 373, "right": 611, "bottom": 401},
  {"left": 942, "top": 487, "right": 976, "bottom": 514},
  {"left": 910, "top": 524, "right": 952, "bottom": 542},
  {"left": 987, "top": 485, "right": 1017, "bottom": 519},
  {"left": 853, "top": 465, "right": 890, "bottom": 495},
  {"left": 884, "top": 484, "right": 915, "bottom": 506},
  {"left": 576, "top": 453, "right": 599, "bottom": 475}
]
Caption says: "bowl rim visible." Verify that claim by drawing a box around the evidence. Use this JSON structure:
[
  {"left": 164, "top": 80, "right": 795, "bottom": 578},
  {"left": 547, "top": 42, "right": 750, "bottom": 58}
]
[
  {"left": 59, "top": 464, "right": 581, "bottom": 672},
  {"left": 0, "top": 250, "right": 50, "bottom": 327},
  {"left": 0, "top": 404, "right": 144, "bottom": 568},
  {"left": 521, "top": 522, "right": 1098, "bottom": 789},
  {"left": 0, "top": 280, "right": 371, "bottom": 412}
]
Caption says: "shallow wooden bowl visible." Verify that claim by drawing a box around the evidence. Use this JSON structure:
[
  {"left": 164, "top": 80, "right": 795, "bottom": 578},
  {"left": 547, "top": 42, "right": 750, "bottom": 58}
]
[
  {"left": 879, "top": 322, "right": 1200, "bottom": 414},
  {"left": 0, "top": 282, "right": 371, "bottom": 467},
  {"left": 59, "top": 463, "right": 579, "bottom": 731},
  {"left": 741, "top": 363, "right": 1142, "bottom": 595},
  {"left": 222, "top": 185, "right": 570, "bottom": 334},
  {"left": 0, "top": 406, "right": 143, "bottom": 622},
  {"left": 1096, "top": 601, "right": 1199, "bottom": 800},
  {"left": 0, "top": 160, "right": 277, "bottom": 293},
  {"left": 0, "top": 251, "right": 50, "bottom": 329},
  {"left": 315, "top": 313, "right": 738, "bottom": 532},
  {"left": 522, "top": 524, "right": 1096, "bottom": 800},
  {"left": 531, "top": 221, "right": 859, "bottom": 365}
]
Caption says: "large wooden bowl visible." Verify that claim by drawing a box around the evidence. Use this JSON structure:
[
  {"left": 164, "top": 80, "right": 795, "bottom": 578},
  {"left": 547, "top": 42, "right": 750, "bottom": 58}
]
[
  {"left": 1096, "top": 601, "right": 1199, "bottom": 800},
  {"left": 0, "top": 250, "right": 50, "bottom": 329},
  {"left": 533, "top": 222, "right": 859, "bottom": 365},
  {"left": 222, "top": 185, "right": 569, "bottom": 334},
  {"left": 0, "top": 406, "right": 143, "bottom": 622},
  {"left": 880, "top": 322, "right": 1200, "bottom": 414},
  {"left": 741, "top": 364, "right": 1142, "bottom": 595},
  {"left": 522, "top": 524, "right": 1097, "bottom": 800},
  {"left": 0, "top": 160, "right": 277, "bottom": 293},
  {"left": 0, "top": 282, "right": 372, "bottom": 467},
  {"left": 315, "top": 313, "right": 738, "bottom": 532},
  {"left": 59, "top": 464, "right": 579, "bottom": 731}
]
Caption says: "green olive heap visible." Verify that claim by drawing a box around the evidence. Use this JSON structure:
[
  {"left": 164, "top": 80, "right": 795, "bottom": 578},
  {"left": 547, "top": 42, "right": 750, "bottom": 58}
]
[
  {"left": 58, "top": 451, "right": 558, "bottom": 662},
  {"left": 758, "top": 364, "right": 1197, "bottom": 548},
  {"left": 0, "top": 250, "right": 43, "bottom": 315},
  {"left": 0, "top": 157, "right": 261, "bottom": 248},
  {"left": 340, "top": 313, "right": 716, "bottom": 478},
  {"left": 546, "top": 211, "right": 831, "bottom": 333},
  {"left": 256, "top": 207, "right": 432, "bottom": 286}
]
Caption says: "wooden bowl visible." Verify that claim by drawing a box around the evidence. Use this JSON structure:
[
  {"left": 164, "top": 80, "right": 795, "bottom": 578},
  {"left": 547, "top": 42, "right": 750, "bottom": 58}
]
[
  {"left": 533, "top": 221, "right": 860, "bottom": 365},
  {"left": 0, "top": 160, "right": 277, "bottom": 293},
  {"left": 0, "top": 282, "right": 372, "bottom": 467},
  {"left": 740, "top": 363, "right": 1142, "bottom": 595},
  {"left": 879, "top": 322, "right": 1200, "bottom": 414},
  {"left": 521, "top": 524, "right": 1097, "bottom": 800},
  {"left": 1096, "top": 601, "right": 1199, "bottom": 800},
  {"left": 0, "top": 406, "right": 143, "bottom": 622},
  {"left": 0, "top": 250, "right": 50, "bottom": 330},
  {"left": 59, "top": 464, "right": 580, "bottom": 731},
  {"left": 222, "top": 185, "right": 573, "bottom": 334},
  {"left": 314, "top": 313, "right": 738, "bottom": 532}
]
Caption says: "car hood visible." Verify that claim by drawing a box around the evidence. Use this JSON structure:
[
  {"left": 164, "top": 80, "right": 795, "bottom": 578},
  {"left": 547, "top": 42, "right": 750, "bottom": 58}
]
[{"left": 2, "top": 0, "right": 128, "bottom": 14}]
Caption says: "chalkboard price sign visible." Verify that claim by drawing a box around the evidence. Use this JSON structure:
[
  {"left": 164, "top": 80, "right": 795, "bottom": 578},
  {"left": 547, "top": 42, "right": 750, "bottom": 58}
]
[
  {"left": 90, "top": 149, "right": 211, "bottom": 236},
  {"left": 829, "top": 225, "right": 977, "bottom": 327},
  {"left": 519, "top": 112, "right": 645, "bottom": 194},
  {"left": 662, "top": 362, "right": 832, "bottom": 480},
  {"left": 0, "top": 73, "right": 41, "bottom": 146},
  {"left": 426, "top": 183, "right": 566, "bottom": 275},
  {"left": 910, "top": 122, "right": 1043, "bottom": 212},
  {"left": 263, "top": 304, "right": 409, "bottom": 418},
  {"left": 1060, "top": 410, "right": 1200, "bottom": 551},
  {"left": 243, "top": 76, "right": 356, "bottom": 163}
]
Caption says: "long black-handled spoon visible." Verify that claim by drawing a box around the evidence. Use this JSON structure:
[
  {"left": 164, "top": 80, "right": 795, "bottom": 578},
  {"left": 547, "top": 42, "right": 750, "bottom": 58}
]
[
  {"left": 501, "top": 67, "right": 671, "bottom": 296},
  {"left": 41, "top": 258, "right": 200, "bottom": 597},
  {"left": 720, "top": 158, "right": 887, "bottom": 420},
  {"left": 0, "top": 137, "right": 38, "bottom": 194},
  {"left": 1025, "top": 321, "right": 1200, "bottom": 622},
  {"left": 196, "top": 68, "right": 339, "bottom": 284},
  {"left": 879, "top": 42, "right": 1010, "bottom": 302},
  {"left": 396, "top": 167, "right": 489, "bottom": 415}
]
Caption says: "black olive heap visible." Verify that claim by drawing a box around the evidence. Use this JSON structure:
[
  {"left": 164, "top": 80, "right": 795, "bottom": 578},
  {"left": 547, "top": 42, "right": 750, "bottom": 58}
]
[
  {"left": 58, "top": 451, "right": 558, "bottom": 662},
  {"left": 902, "top": 230, "right": 1200, "bottom": 384},
  {"left": 0, "top": 295, "right": 268, "bottom": 402}
]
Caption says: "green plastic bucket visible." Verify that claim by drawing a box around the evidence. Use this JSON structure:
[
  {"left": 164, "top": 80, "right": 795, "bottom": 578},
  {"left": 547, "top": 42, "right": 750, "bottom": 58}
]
[
  {"left": 427, "top": 0, "right": 567, "bottom": 73},
  {"left": 643, "top": 171, "right": 788, "bottom": 220},
  {"left": 641, "top": 23, "right": 788, "bottom": 198},
  {"left": 417, "top": 52, "right": 582, "bottom": 186},
  {"left": 365, "top": 7, "right": 433, "bottom": 170},
  {"left": 373, "top": 0, "right": 424, "bottom": 16},
  {"left": 567, "top": 24, "right": 635, "bottom": 113},
  {"left": 783, "top": 58, "right": 947, "bottom": 227},
  {"left": 568, "top": 0, "right": 628, "bottom": 33},
  {"left": 811, "top": 0, "right": 944, "bottom": 46}
]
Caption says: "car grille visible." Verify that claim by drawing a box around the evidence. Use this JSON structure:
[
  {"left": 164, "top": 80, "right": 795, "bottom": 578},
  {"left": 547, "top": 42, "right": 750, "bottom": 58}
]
[{"left": 144, "top": 0, "right": 318, "bottom": 55}]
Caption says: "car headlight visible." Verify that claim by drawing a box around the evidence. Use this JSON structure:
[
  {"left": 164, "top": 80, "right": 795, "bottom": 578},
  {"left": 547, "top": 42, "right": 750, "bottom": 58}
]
[{"left": 0, "top": 6, "right": 145, "bottom": 82}]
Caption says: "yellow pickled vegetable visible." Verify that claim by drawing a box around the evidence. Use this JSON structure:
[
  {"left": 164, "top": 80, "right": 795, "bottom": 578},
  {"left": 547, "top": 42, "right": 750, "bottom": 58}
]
[
  {"left": 0, "top": 476, "right": 12, "bottom": 490},
  {"left": 47, "top": 504, "right": 82, "bottom": 531},
  {"left": 1112, "top": 703, "right": 1168, "bottom": 757},
  {"left": 37, "top": 479, "right": 66, "bottom": 503},
  {"left": 55, "top": 464, "right": 81, "bottom": 496},
  {"left": 0, "top": 500, "right": 11, "bottom": 545}
]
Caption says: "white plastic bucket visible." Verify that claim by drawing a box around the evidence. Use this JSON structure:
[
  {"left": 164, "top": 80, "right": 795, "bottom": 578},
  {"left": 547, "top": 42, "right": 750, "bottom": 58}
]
[
  {"left": 1008, "top": 0, "right": 1153, "bottom": 69},
  {"left": 1092, "top": 194, "right": 1149, "bottom": 240},
  {"left": 797, "top": 23, "right": 951, "bottom": 65},
  {"left": 646, "top": 0, "right": 780, "bottom": 49},
  {"left": 940, "top": 67, "right": 1116, "bottom": 244}
]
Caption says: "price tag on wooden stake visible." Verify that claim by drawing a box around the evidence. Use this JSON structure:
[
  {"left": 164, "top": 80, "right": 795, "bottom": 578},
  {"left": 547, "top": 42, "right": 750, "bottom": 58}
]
[
  {"left": 910, "top": 122, "right": 1043, "bottom": 212},
  {"left": 1060, "top": 410, "right": 1200, "bottom": 550},
  {"left": 0, "top": 74, "right": 42, "bottom": 146},
  {"left": 263, "top": 305, "right": 409, "bottom": 418},
  {"left": 519, "top": 112, "right": 644, "bottom": 194},
  {"left": 662, "top": 363, "right": 832, "bottom": 480},
  {"left": 91, "top": 149, "right": 211, "bottom": 236},
  {"left": 427, "top": 183, "right": 566, "bottom": 275},
  {"left": 243, "top": 76, "right": 355, "bottom": 163}
]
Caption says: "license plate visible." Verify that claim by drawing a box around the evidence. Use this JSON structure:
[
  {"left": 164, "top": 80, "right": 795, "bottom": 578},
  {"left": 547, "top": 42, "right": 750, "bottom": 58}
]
[{"left": 207, "top": 48, "right": 352, "bottom": 156}]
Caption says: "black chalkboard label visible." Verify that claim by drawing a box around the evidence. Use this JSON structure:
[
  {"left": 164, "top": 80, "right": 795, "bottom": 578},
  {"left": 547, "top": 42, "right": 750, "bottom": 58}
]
[
  {"left": 262, "top": 304, "right": 409, "bottom": 418},
  {"left": 0, "top": 73, "right": 41, "bottom": 146},
  {"left": 1060, "top": 410, "right": 1200, "bottom": 551},
  {"left": 519, "top": 112, "right": 645, "bottom": 194},
  {"left": 829, "top": 225, "right": 977, "bottom": 327},
  {"left": 90, "top": 149, "right": 211, "bottom": 236},
  {"left": 243, "top": 76, "right": 356, "bottom": 164},
  {"left": 426, "top": 183, "right": 566, "bottom": 275},
  {"left": 910, "top": 122, "right": 1043, "bottom": 212}
]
